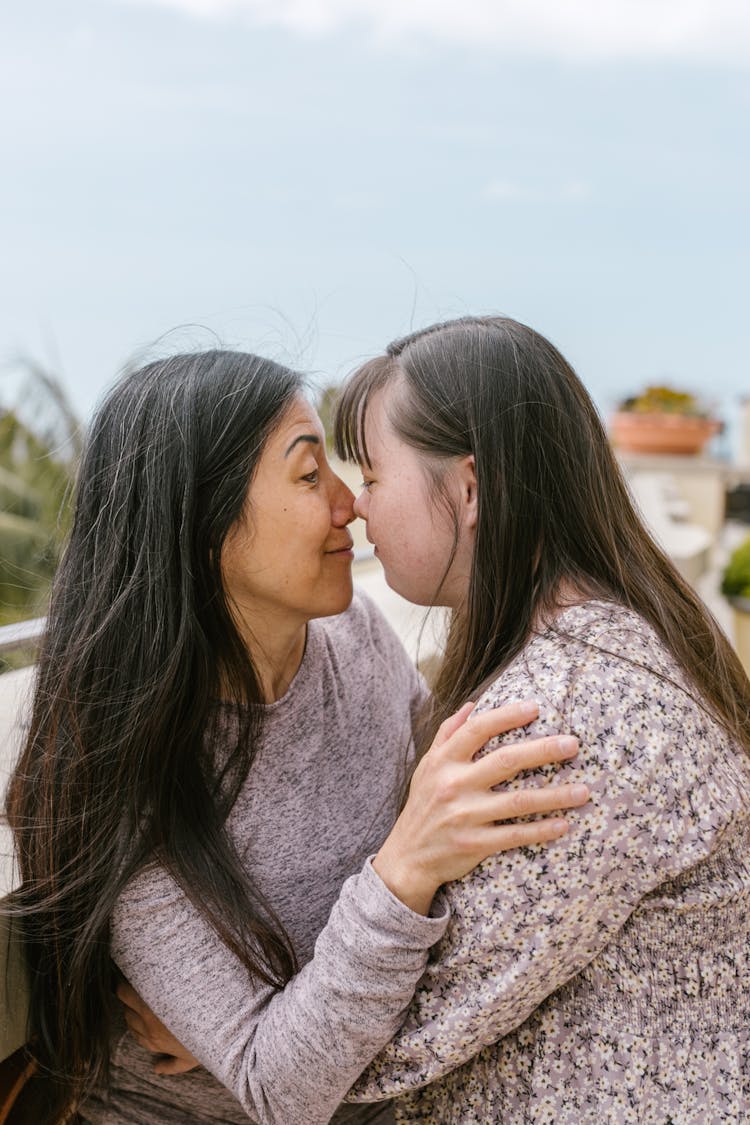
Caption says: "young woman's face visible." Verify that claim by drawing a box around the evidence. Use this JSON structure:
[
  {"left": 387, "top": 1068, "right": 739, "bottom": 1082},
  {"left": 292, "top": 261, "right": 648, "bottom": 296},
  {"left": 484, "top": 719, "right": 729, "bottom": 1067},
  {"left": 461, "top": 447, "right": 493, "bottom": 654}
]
[
  {"left": 352, "top": 387, "right": 476, "bottom": 608},
  {"left": 221, "top": 396, "right": 356, "bottom": 631}
]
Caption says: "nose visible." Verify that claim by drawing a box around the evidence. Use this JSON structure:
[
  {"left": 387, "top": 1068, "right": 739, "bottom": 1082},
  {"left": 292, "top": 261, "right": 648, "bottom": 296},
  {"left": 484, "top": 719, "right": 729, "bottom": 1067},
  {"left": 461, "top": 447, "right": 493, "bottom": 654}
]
[
  {"left": 331, "top": 471, "right": 356, "bottom": 527},
  {"left": 353, "top": 489, "right": 368, "bottom": 520}
]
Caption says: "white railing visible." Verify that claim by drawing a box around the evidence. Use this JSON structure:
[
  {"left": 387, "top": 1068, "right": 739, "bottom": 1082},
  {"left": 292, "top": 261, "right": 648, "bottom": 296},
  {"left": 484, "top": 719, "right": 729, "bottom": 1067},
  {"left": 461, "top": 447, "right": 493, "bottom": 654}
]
[{"left": 0, "top": 617, "right": 45, "bottom": 657}]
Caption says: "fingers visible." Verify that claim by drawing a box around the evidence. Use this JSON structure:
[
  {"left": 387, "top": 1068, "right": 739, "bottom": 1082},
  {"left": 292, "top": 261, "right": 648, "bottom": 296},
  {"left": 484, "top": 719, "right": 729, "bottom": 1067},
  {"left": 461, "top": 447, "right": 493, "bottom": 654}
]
[
  {"left": 484, "top": 817, "right": 571, "bottom": 853},
  {"left": 438, "top": 700, "right": 539, "bottom": 762},
  {"left": 118, "top": 981, "right": 198, "bottom": 1071},
  {"left": 478, "top": 781, "right": 590, "bottom": 824},
  {"left": 154, "top": 1055, "right": 200, "bottom": 1076},
  {"left": 118, "top": 980, "right": 161, "bottom": 1052},
  {"left": 121, "top": 996, "right": 167, "bottom": 1054},
  {"left": 433, "top": 702, "right": 475, "bottom": 747},
  {"left": 123, "top": 1006, "right": 151, "bottom": 1045},
  {"left": 116, "top": 980, "right": 145, "bottom": 1013},
  {"left": 474, "top": 735, "right": 580, "bottom": 785}
]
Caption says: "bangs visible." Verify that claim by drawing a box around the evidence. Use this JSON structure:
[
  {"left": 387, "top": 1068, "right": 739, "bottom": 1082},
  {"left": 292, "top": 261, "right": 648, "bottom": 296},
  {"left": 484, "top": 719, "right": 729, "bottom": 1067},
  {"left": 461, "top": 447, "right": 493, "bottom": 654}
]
[{"left": 333, "top": 355, "right": 397, "bottom": 466}]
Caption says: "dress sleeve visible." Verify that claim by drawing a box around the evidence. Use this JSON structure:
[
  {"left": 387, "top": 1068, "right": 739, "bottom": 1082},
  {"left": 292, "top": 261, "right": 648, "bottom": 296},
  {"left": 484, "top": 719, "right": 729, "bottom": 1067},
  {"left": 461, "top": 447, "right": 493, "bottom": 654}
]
[
  {"left": 112, "top": 858, "right": 448, "bottom": 1125},
  {"left": 347, "top": 623, "right": 748, "bottom": 1102}
]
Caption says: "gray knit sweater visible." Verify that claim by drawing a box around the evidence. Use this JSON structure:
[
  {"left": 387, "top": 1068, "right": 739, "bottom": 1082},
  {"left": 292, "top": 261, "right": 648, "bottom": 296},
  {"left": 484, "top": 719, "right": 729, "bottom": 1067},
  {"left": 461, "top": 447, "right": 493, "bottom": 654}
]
[{"left": 80, "top": 592, "right": 447, "bottom": 1125}]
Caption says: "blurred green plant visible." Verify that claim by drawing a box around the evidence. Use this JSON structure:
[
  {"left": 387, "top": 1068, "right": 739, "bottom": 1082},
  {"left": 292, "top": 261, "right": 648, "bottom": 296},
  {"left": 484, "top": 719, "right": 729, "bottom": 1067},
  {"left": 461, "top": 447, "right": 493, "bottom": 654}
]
[
  {"left": 618, "top": 385, "right": 708, "bottom": 417},
  {"left": 0, "top": 360, "right": 81, "bottom": 630},
  {"left": 721, "top": 536, "right": 750, "bottom": 601},
  {"left": 315, "top": 383, "right": 341, "bottom": 451}
]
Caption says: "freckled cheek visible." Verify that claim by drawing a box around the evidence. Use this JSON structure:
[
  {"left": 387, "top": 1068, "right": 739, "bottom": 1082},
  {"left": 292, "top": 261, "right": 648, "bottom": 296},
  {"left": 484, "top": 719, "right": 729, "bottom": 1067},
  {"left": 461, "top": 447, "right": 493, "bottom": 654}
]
[
  {"left": 369, "top": 501, "right": 389, "bottom": 542},
  {"left": 383, "top": 513, "right": 415, "bottom": 556}
]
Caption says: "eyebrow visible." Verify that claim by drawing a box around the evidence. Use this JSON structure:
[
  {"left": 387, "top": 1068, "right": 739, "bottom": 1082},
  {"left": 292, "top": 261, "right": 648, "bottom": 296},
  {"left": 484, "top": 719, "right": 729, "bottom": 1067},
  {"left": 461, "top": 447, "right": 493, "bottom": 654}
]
[{"left": 284, "top": 434, "right": 321, "bottom": 458}]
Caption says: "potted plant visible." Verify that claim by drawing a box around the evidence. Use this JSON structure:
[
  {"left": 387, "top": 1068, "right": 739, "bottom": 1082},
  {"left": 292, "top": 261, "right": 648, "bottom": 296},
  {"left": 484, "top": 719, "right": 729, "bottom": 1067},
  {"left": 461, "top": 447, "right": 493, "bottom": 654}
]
[
  {"left": 721, "top": 536, "right": 750, "bottom": 675},
  {"left": 610, "top": 385, "right": 721, "bottom": 455}
]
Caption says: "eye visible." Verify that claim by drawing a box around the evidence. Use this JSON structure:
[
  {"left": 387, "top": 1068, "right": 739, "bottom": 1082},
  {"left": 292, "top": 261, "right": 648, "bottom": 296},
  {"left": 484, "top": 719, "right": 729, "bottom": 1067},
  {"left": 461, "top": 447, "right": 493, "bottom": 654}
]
[
  {"left": 360, "top": 478, "right": 375, "bottom": 491},
  {"left": 301, "top": 469, "right": 319, "bottom": 484}
]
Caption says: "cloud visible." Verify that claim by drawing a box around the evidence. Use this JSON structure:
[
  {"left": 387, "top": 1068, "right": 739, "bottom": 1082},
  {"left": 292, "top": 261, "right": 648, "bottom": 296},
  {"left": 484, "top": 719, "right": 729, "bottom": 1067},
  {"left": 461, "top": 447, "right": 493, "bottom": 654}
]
[{"left": 121, "top": 0, "right": 750, "bottom": 61}]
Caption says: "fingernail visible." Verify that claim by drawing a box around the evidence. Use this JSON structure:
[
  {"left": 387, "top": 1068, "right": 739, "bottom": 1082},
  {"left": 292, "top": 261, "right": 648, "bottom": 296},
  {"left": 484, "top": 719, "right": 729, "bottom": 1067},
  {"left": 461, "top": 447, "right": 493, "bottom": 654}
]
[
  {"left": 570, "top": 784, "right": 589, "bottom": 801},
  {"left": 551, "top": 818, "right": 568, "bottom": 835},
  {"left": 518, "top": 700, "right": 539, "bottom": 718},
  {"left": 556, "top": 736, "right": 579, "bottom": 755}
]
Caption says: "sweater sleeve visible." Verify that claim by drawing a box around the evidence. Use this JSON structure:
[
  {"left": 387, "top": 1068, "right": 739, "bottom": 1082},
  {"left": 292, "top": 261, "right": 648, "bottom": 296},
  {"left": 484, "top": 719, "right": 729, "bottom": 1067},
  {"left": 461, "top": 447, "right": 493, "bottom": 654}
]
[
  {"left": 347, "top": 615, "right": 750, "bottom": 1102},
  {"left": 112, "top": 858, "right": 448, "bottom": 1125}
]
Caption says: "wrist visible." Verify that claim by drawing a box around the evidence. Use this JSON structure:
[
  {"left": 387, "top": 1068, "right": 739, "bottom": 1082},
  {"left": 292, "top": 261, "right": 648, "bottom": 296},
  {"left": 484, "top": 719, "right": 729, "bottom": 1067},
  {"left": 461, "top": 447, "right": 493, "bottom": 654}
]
[{"left": 371, "top": 843, "right": 438, "bottom": 917}]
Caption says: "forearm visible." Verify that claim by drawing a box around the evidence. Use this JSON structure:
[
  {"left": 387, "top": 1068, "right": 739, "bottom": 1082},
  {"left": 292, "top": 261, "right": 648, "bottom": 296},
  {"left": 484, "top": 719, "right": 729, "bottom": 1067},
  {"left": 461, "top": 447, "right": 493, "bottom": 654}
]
[
  {"left": 234, "top": 862, "right": 448, "bottom": 1121},
  {"left": 114, "top": 859, "right": 448, "bottom": 1125}
]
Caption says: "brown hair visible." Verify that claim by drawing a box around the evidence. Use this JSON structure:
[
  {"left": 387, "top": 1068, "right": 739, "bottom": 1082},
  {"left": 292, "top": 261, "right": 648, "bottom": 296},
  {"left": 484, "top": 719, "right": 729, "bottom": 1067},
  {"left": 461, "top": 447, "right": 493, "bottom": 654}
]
[{"left": 335, "top": 315, "right": 750, "bottom": 752}]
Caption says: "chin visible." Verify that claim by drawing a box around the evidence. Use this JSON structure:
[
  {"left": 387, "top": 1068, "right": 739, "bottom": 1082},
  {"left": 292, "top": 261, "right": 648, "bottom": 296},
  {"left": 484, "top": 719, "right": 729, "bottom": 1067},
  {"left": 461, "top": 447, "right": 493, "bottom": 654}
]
[
  {"left": 383, "top": 569, "right": 438, "bottom": 608},
  {"left": 315, "top": 577, "right": 355, "bottom": 619}
]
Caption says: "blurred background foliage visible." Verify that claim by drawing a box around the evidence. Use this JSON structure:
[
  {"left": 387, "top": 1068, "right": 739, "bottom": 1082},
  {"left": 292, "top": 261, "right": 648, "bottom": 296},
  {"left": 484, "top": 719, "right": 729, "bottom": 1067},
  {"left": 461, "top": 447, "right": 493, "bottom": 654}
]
[
  {"left": 0, "top": 361, "right": 81, "bottom": 632},
  {"left": 315, "top": 384, "right": 340, "bottom": 452}
]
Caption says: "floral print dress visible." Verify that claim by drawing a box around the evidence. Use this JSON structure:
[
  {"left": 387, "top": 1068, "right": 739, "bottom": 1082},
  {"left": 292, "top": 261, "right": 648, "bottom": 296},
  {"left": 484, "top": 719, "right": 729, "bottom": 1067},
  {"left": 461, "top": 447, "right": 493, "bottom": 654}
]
[{"left": 348, "top": 601, "right": 750, "bottom": 1123}]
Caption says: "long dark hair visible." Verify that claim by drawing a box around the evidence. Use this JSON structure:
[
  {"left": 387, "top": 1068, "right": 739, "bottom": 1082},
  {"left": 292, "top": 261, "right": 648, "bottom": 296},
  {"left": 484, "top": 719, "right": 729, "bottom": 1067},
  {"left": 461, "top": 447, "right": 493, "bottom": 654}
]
[
  {"left": 335, "top": 315, "right": 750, "bottom": 753},
  {"left": 5, "top": 349, "right": 303, "bottom": 1120}
]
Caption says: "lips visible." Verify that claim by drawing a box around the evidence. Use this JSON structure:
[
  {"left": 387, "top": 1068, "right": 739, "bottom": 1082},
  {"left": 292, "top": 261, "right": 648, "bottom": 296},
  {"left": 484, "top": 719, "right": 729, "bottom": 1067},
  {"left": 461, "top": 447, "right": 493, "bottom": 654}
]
[{"left": 326, "top": 536, "right": 354, "bottom": 554}]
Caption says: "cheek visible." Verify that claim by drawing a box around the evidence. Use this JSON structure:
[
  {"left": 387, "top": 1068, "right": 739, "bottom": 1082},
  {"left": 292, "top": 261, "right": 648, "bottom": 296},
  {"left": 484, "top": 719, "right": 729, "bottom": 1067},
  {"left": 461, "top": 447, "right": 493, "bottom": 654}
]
[{"left": 379, "top": 503, "right": 420, "bottom": 557}]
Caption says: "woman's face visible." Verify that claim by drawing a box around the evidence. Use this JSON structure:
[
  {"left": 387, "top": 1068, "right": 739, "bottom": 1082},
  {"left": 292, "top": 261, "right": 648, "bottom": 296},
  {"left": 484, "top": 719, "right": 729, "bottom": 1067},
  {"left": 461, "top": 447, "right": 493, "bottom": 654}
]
[
  {"left": 221, "top": 396, "right": 356, "bottom": 632},
  {"left": 352, "top": 386, "right": 476, "bottom": 608}
]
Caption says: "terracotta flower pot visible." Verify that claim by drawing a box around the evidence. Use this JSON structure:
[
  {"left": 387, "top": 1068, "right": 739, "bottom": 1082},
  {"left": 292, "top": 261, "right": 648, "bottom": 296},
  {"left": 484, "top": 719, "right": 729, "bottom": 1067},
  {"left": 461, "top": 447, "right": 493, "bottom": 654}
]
[{"left": 609, "top": 412, "right": 721, "bottom": 455}]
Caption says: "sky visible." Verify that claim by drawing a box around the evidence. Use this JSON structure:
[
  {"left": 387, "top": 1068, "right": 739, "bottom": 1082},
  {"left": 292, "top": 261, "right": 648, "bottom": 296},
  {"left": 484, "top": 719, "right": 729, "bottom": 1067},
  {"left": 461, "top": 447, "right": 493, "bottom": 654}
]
[{"left": 1, "top": 0, "right": 749, "bottom": 447}]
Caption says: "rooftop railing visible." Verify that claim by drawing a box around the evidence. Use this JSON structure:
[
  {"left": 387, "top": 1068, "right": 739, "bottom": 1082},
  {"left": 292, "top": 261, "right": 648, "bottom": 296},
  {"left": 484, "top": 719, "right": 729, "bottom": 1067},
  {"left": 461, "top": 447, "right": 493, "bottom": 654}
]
[{"left": 0, "top": 617, "right": 45, "bottom": 657}]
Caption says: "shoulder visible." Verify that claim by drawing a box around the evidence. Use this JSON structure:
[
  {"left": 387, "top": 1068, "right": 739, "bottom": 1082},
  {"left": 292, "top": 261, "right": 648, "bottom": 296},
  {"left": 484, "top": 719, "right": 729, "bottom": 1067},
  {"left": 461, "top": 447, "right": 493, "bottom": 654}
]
[
  {"left": 471, "top": 601, "right": 750, "bottom": 874},
  {"left": 477, "top": 600, "right": 750, "bottom": 794},
  {"left": 479, "top": 600, "right": 688, "bottom": 713}
]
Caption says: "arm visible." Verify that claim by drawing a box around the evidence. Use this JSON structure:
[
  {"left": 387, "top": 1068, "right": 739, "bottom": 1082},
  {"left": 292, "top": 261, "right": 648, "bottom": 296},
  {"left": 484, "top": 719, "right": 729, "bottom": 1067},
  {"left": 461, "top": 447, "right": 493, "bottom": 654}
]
[
  {"left": 113, "top": 703, "right": 588, "bottom": 1125},
  {"left": 113, "top": 857, "right": 446, "bottom": 1123},
  {"left": 348, "top": 625, "right": 748, "bottom": 1102}
]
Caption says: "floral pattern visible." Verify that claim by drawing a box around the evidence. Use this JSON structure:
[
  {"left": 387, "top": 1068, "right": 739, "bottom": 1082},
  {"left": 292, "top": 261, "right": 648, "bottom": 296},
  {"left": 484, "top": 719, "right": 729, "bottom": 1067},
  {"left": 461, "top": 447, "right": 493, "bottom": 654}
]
[{"left": 349, "top": 602, "right": 750, "bottom": 1123}]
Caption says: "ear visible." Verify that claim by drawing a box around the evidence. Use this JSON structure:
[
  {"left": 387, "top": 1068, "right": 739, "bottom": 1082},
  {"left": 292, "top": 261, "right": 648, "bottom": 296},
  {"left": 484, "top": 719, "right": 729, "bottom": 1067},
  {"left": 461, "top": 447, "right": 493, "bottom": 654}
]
[{"left": 457, "top": 454, "right": 478, "bottom": 531}]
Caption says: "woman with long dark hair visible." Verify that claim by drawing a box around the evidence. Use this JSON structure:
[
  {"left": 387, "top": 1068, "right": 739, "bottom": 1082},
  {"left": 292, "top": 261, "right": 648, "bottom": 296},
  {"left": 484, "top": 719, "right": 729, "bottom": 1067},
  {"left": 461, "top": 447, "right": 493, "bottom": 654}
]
[
  {"left": 328, "top": 315, "right": 750, "bottom": 1122},
  {"left": 4, "top": 349, "right": 585, "bottom": 1124}
]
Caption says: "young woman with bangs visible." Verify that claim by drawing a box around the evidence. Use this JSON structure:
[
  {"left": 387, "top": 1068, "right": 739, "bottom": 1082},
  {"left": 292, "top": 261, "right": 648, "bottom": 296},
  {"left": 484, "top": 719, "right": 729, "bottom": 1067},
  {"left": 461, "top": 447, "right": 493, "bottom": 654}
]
[{"left": 329, "top": 316, "right": 750, "bottom": 1122}]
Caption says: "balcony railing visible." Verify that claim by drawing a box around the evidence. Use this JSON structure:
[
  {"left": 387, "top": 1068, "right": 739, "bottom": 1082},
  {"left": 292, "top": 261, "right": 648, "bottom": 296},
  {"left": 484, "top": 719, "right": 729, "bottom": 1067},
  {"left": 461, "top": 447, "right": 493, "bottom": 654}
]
[{"left": 0, "top": 617, "right": 45, "bottom": 657}]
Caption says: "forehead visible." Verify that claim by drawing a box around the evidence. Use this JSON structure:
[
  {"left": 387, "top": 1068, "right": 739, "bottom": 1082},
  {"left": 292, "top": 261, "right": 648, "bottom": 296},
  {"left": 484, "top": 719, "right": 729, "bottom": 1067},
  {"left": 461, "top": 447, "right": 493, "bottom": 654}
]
[
  {"left": 361, "top": 387, "right": 400, "bottom": 464},
  {"left": 267, "top": 397, "right": 325, "bottom": 452}
]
